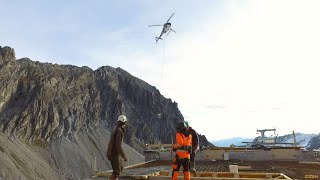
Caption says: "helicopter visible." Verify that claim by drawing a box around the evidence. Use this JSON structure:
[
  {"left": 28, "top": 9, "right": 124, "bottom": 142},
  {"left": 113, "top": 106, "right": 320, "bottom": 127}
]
[{"left": 148, "top": 13, "right": 176, "bottom": 43}]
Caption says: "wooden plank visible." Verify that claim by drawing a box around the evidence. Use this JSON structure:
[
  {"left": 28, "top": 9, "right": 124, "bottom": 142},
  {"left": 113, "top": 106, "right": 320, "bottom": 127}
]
[
  {"left": 299, "top": 161, "right": 320, "bottom": 165},
  {"left": 238, "top": 166, "right": 251, "bottom": 170},
  {"left": 274, "top": 175, "right": 284, "bottom": 179},
  {"left": 125, "top": 159, "right": 159, "bottom": 169},
  {"left": 91, "top": 171, "right": 111, "bottom": 178},
  {"left": 91, "top": 159, "right": 159, "bottom": 178},
  {"left": 234, "top": 173, "right": 240, "bottom": 178},
  {"left": 146, "top": 144, "right": 173, "bottom": 148},
  {"left": 280, "top": 173, "right": 293, "bottom": 180},
  {"left": 159, "top": 171, "right": 169, "bottom": 176},
  {"left": 196, "top": 172, "right": 213, "bottom": 177},
  {"left": 216, "top": 173, "right": 236, "bottom": 178}
]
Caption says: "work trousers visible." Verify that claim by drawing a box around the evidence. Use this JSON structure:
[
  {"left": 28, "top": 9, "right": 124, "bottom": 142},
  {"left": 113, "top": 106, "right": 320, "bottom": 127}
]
[
  {"left": 108, "top": 155, "right": 124, "bottom": 178},
  {"left": 172, "top": 156, "right": 190, "bottom": 180},
  {"left": 190, "top": 150, "right": 196, "bottom": 169}
]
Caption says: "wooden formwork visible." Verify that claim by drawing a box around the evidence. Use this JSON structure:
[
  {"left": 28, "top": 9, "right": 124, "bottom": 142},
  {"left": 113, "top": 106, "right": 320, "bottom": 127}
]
[
  {"left": 91, "top": 160, "right": 159, "bottom": 179},
  {"left": 92, "top": 171, "right": 292, "bottom": 180},
  {"left": 154, "top": 171, "right": 292, "bottom": 179},
  {"left": 91, "top": 159, "right": 320, "bottom": 179}
]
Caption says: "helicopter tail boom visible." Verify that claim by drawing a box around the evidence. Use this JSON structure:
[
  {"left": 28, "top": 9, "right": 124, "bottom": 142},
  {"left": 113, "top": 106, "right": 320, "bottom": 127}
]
[{"left": 155, "top": 37, "right": 162, "bottom": 42}]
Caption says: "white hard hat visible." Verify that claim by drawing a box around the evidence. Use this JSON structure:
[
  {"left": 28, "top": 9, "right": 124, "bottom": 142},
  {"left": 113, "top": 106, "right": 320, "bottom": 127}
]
[{"left": 117, "top": 115, "right": 127, "bottom": 123}]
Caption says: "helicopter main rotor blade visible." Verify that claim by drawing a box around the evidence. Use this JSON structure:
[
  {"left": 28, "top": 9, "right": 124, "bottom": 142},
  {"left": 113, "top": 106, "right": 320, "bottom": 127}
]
[
  {"left": 166, "top": 13, "right": 175, "bottom": 23},
  {"left": 148, "top": 25, "right": 163, "bottom": 27}
]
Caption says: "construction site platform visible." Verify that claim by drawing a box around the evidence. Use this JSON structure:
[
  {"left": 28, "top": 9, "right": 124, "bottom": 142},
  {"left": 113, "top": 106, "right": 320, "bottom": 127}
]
[{"left": 92, "top": 159, "right": 320, "bottom": 179}]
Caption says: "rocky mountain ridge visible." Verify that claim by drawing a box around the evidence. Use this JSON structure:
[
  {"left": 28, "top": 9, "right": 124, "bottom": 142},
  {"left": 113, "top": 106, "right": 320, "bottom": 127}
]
[
  {"left": 0, "top": 45, "right": 190, "bottom": 146},
  {"left": 0, "top": 45, "right": 211, "bottom": 179}
]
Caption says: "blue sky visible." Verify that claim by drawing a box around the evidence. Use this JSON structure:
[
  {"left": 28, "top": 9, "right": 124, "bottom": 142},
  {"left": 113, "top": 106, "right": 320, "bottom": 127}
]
[{"left": 1, "top": 0, "right": 320, "bottom": 141}]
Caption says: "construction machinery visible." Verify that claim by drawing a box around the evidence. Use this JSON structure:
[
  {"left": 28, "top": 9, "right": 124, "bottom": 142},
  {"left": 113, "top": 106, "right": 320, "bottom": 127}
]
[{"left": 242, "top": 128, "right": 297, "bottom": 148}]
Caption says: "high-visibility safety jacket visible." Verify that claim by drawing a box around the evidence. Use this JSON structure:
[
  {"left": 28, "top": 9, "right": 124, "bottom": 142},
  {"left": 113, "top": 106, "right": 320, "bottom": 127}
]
[{"left": 173, "top": 132, "right": 192, "bottom": 159}]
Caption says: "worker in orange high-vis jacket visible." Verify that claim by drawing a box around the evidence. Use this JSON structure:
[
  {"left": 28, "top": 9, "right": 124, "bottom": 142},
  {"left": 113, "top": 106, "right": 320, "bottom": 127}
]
[{"left": 172, "top": 121, "right": 192, "bottom": 180}]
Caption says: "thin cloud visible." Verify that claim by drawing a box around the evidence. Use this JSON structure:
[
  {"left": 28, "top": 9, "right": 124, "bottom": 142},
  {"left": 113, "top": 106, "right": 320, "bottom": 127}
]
[{"left": 203, "top": 105, "right": 227, "bottom": 110}]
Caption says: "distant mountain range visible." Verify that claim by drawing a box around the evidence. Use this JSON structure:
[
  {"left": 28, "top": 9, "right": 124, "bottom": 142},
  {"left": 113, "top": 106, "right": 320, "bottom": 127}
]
[
  {"left": 211, "top": 137, "right": 254, "bottom": 147},
  {"left": 211, "top": 132, "right": 320, "bottom": 150}
]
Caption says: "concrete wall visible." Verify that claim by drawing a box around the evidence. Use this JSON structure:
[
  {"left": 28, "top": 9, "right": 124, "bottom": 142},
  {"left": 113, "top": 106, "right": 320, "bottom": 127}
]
[
  {"left": 253, "top": 150, "right": 273, "bottom": 161},
  {"left": 203, "top": 148, "right": 302, "bottom": 161},
  {"left": 204, "top": 149, "right": 225, "bottom": 160},
  {"left": 271, "top": 149, "right": 299, "bottom": 160}
]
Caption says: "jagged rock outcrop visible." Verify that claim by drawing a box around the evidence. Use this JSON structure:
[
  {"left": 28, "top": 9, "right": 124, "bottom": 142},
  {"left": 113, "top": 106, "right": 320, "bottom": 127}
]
[
  {"left": 0, "top": 46, "right": 185, "bottom": 147},
  {"left": 0, "top": 46, "right": 16, "bottom": 63}
]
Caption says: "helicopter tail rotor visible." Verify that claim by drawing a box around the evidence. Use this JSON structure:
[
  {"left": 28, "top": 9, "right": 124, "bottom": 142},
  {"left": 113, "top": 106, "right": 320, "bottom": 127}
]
[{"left": 155, "top": 37, "right": 162, "bottom": 43}]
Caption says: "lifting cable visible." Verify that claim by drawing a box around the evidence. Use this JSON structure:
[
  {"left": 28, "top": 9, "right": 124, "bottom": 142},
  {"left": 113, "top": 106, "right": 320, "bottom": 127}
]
[{"left": 160, "top": 34, "right": 167, "bottom": 91}]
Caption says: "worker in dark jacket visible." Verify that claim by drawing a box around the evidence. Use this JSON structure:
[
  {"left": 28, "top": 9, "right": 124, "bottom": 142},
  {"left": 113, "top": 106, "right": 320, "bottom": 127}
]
[
  {"left": 185, "top": 121, "right": 199, "bottom": 172},
  {"left": 107, "top": 115, "right": 128, "bottom": 180}
]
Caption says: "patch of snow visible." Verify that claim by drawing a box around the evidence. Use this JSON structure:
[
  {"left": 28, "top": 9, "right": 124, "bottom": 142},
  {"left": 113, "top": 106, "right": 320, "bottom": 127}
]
[{"left": 211, "top": 137, "right": 253, "bottom": 147}]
